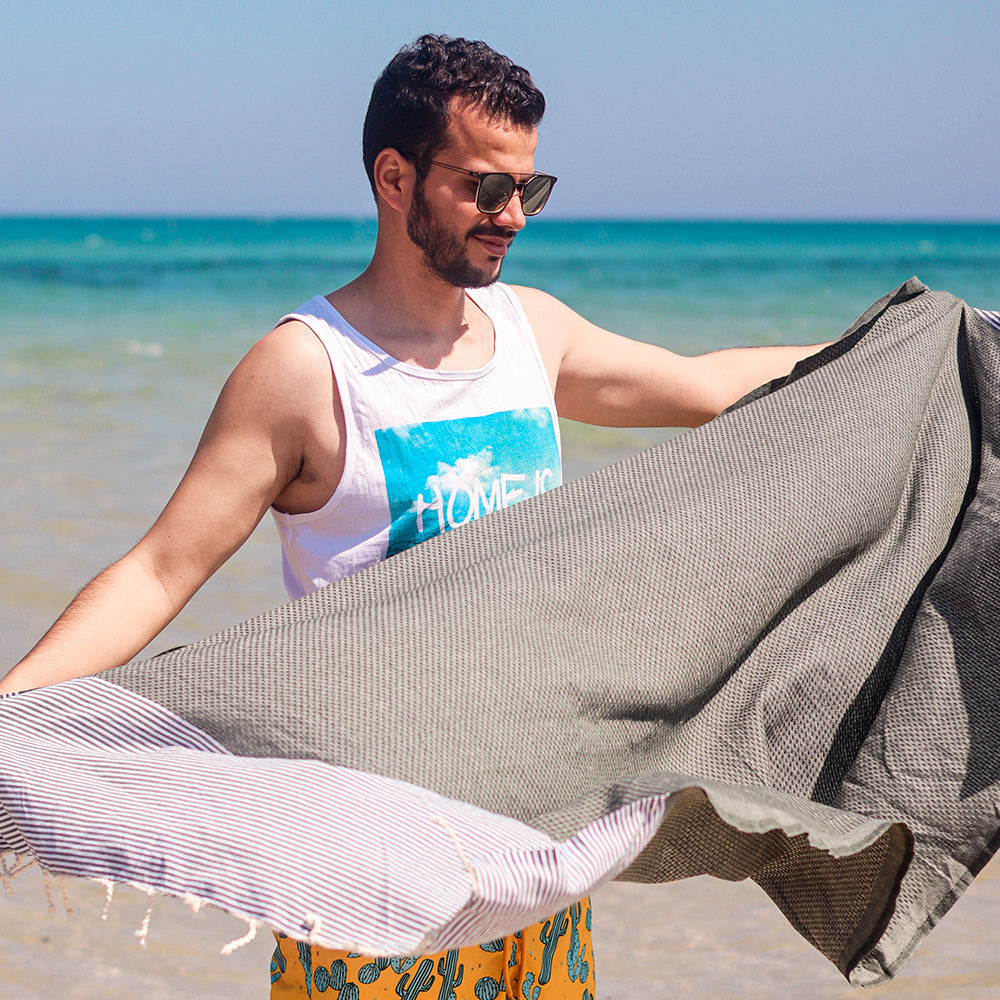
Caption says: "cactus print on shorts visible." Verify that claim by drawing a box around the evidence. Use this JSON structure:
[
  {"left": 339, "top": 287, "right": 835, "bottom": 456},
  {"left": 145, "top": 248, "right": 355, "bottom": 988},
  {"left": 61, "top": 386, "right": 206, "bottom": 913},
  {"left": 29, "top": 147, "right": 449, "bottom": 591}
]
[{"left": 270, "top": 897, "right": 594, "bottom": 999}]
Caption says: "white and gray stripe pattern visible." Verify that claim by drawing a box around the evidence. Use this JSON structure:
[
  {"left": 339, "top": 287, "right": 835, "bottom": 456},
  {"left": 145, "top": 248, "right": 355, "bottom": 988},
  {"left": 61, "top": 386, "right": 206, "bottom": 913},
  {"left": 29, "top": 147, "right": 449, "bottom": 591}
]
[
  {"left": 0, "top": 678, "right": 667, "bottom": 955},
  {"left": 974, "top": 308, "right": 1000, "bottom": 331}
]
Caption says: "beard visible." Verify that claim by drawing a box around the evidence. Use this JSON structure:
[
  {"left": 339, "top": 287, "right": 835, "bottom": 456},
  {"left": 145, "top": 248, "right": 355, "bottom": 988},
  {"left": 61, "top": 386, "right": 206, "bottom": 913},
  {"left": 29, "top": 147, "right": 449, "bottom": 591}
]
[{"left": 406, "top": 183, "right": 511, "bottom": 289}]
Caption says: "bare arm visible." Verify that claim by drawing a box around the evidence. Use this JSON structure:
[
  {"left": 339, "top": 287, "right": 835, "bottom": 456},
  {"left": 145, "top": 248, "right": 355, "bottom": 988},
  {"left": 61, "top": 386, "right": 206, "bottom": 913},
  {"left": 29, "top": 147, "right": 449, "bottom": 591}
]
[
  {"left": 514, "top": 286, "right": 829, "bottom": 428},
  {"left": 0, "top": 322, "right": 333, "bottom": 694}
]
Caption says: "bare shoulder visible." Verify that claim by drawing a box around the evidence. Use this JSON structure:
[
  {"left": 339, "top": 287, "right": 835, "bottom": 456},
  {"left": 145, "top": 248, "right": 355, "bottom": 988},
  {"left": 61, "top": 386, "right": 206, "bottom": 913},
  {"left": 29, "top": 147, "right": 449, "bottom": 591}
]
[
  {"left": 241, "top": 319, "right": 328, "bottom": 384},
  {"left": 215, "top": 320, "right": 331, "bottom": 418},
  {"left": 187, "top": 316, "right": 342, "bottom": 516}
]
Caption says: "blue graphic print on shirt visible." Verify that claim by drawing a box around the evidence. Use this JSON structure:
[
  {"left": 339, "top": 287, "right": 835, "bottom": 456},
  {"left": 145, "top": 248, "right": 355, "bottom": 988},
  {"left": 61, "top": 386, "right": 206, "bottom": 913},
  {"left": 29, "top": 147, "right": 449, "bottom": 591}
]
[{"left": 375, "top": 407, "right": 560, "bottom": 558}]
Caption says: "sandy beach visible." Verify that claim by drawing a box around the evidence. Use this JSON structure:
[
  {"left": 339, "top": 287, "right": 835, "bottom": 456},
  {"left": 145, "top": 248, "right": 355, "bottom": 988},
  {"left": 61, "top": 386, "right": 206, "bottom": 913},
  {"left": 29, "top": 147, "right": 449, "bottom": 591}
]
[{"left": 2, "top": 854, "right": 999, "bottom": 998}]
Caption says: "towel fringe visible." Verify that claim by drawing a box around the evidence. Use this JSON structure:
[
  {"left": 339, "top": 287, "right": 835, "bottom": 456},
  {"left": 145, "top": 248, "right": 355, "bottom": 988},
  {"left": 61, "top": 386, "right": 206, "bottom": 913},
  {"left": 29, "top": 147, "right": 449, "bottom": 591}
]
[
  {"left": 303, "top": 912, "right": 323, "bottom": 945},
  {"left": 2, "top": 852, "right": 38, "bottom": 893},
  {"left": 1, "top": 860, "right": 266, "bottom": 956},
  {"left": 183, "top": 892, "right": 206, "bottom": 913},
  {"left": 0, "top": 852, "right": 72, "bottom": 915},
  {"left": 99, "top": 878, "right": 116, "bottom": 920},
  {"left": 134, "top": 887, "right": 156, "bottom": 948},
  {"left": 55, "top": 873, "right": 74, "bottom": 916},
  {"left": 221, "top": 918, "right": 260, "bottom": 955},
  {"left": 0, "top": 851, "right": 16, "bottom": 894},
  {"left": 42, "top": 867, "right": 56, "bottom": 914}
]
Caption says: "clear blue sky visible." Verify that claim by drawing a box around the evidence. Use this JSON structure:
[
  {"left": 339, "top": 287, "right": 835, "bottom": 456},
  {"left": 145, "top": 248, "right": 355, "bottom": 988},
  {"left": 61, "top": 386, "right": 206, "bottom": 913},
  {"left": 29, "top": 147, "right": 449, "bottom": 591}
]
[{"left": 4, "top": 0, "right": 997, "bottom": 220}]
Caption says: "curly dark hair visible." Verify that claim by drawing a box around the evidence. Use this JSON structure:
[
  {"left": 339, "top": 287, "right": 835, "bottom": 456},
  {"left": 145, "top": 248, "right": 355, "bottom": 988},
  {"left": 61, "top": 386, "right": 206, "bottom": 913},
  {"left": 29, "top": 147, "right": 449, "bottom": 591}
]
[{"left": 362, "top": 35, "right": 546, "bottom": 199}]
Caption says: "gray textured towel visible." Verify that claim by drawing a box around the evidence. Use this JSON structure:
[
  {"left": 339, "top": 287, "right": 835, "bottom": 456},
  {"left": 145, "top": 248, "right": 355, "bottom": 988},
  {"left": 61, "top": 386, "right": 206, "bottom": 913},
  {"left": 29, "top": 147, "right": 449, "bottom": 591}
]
[{"left": 2, "top": 279, "right": 997, "bottom": 985}]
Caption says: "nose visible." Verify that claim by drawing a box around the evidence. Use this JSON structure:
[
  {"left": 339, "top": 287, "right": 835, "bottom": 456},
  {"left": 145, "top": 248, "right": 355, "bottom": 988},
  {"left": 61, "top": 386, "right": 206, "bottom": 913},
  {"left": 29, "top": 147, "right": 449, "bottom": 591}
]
[{"left": 493, "top": 189, "right": 527, "bottom": 231}]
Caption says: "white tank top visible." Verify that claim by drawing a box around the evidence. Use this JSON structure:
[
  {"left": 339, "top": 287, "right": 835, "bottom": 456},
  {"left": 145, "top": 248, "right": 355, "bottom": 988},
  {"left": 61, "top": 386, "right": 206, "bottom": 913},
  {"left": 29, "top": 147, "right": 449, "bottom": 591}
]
[{"left": 271, "top": 283, "right": 562, "bottom": 599}]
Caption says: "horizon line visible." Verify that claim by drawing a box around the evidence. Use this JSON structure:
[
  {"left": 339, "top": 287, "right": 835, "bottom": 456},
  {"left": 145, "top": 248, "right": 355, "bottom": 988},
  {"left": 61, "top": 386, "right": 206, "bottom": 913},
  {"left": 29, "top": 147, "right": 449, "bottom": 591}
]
[{"left": 2, "top": 212, "right": 999, "bottom": 226}]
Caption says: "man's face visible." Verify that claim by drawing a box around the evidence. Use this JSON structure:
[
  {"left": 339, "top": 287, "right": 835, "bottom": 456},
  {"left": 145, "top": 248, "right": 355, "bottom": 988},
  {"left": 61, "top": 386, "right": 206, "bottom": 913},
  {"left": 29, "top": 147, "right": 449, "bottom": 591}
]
[{"left": 406, "top": 100, "right": 538, "bottom": 289}]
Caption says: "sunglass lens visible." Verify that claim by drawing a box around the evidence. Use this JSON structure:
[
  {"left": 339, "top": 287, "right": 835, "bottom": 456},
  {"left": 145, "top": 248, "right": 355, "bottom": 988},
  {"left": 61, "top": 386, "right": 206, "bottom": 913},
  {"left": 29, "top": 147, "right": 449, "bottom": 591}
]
[
  {"left": 521, "top": 175, "right": 554, "bottom": 216},
  {"left": 477, "top": 173, "right": 516, "bottom": 214}
]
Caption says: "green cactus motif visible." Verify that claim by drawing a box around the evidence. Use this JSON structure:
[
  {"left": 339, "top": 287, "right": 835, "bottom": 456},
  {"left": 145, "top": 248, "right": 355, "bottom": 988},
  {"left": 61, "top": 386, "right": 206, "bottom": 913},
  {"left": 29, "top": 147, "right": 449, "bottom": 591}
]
[
  {"left": 312, "top": 956, "right": 350, "bottom": 994},
  {"left": 296, "top": 942, "right": 314, "bottom": 998},
  {"left": 508, "top": 932, "right": 520, "bottom": 969},
  {"left": 270, "top": 935, "right": 287, "bottom": 983},
  {"left": 395, "top": 957, "right": 436, "bottom": 998},
  {"left": 566, "top": 901, "right": 590, "bottom": 983},
  {"left": 537, "top": 908, "right": 569, "bottom": 985},
  {"left": 358, "top": 961, "right": 382, "bottom": 984},
  {"left": 520, "top": 971, "right": 541, "bottom": 1000},
  {"left": 329, "top": 959, "right": 347, "bottom": 991},
  {"left": 474, "top": 973, "right": 503, "bottom": 999},
  {"left": 435, "top": 949, "right": 464, "bottom": 999}
]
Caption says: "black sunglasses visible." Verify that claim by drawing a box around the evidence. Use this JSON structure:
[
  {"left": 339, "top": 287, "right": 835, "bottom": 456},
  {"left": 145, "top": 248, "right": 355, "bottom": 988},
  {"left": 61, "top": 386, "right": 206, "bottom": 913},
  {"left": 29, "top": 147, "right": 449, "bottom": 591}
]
[
  {"left": 409, "top": 155, "right": 556, "bottom": 216},
  {"left": 427, "top": 160, "right": 557, "bottom": 216}
]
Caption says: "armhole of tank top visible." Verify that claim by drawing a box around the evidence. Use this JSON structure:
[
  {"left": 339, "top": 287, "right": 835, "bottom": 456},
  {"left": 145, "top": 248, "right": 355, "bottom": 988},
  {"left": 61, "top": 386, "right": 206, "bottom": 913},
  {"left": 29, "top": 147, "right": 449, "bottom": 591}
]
[{"left": 273, "top": 310, "right": 358, "bottom": 524}]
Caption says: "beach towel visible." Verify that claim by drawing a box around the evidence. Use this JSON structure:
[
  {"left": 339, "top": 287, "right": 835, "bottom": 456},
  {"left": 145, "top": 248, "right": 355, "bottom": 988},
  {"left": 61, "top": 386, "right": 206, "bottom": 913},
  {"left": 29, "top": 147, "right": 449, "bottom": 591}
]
[{"left": 3, "top": 278, "right": 999, "bottom": 986}]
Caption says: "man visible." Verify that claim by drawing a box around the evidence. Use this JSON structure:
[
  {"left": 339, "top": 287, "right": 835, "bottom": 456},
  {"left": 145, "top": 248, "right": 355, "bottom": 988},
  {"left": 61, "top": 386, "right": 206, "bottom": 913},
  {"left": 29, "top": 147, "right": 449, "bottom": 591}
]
[{"left": 1, "top": 34, "right": 826, "bottom": 999}]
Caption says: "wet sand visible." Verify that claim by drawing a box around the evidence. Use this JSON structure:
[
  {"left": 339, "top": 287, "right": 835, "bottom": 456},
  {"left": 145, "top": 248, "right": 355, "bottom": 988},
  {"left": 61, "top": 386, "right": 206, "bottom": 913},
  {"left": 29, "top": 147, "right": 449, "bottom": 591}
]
[{"left": 2, "top": 855, "right": 999, "bottom": 998}]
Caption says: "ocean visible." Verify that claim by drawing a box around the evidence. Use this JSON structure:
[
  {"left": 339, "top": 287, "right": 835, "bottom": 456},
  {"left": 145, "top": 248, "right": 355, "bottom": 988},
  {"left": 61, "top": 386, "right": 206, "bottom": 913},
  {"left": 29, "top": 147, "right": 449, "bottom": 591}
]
[{"left": 2, "top": 218, "right": 1000, "bottom": 997}]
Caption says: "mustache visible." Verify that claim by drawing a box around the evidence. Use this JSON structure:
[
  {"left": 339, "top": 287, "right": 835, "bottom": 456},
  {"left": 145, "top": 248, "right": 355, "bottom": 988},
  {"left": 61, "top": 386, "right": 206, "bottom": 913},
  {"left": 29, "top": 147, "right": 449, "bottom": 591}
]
[{"left": 468, "top": 224, "right": 516, "bottom": 240}]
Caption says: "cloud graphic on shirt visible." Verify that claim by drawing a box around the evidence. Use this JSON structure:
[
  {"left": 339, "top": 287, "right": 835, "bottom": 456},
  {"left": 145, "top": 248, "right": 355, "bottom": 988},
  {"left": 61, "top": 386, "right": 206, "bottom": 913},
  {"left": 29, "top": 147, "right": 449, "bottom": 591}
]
[
  {"left": 513, "top": 407, "right": 551, "bottom": 431},
  {"left": 386, "top": 423, "right": 432, "bottom": 449},
  {"left": 407, "top": 447, "right": 505, "bottom": 534},
  {"left": 425, "top": 448, "right": 499, "bottom": 496}
]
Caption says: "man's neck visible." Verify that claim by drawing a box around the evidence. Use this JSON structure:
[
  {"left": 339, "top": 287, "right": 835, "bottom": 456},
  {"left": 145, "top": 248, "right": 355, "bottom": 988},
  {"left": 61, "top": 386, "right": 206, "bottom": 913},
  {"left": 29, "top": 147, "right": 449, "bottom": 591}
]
[{"left": 325, "top": 252, "right": 495, "bottom": 371}]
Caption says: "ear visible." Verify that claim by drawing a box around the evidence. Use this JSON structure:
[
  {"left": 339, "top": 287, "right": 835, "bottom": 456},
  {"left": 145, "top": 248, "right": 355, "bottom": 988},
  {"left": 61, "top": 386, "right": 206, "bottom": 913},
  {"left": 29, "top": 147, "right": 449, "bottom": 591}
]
[{"left": 372, "top": 148, "right": 415, "bottom": 214}]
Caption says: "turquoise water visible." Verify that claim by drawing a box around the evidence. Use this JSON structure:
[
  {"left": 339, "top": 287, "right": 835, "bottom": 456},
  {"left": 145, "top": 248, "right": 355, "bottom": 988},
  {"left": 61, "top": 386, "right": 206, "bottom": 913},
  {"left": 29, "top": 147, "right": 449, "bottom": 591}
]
[{"left": 2, "top": 218, "right": 999, "bottom": 663}]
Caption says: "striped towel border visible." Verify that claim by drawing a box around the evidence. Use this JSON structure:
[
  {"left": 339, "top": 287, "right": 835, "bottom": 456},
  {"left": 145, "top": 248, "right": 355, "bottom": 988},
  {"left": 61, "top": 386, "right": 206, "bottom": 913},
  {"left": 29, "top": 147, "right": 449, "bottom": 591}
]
[
  {"left": 0, "top": 678, "right": 668, "bottom": 955},
  {"left": 974, "top": 308, "right": 1000, "bottom": 331}
]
